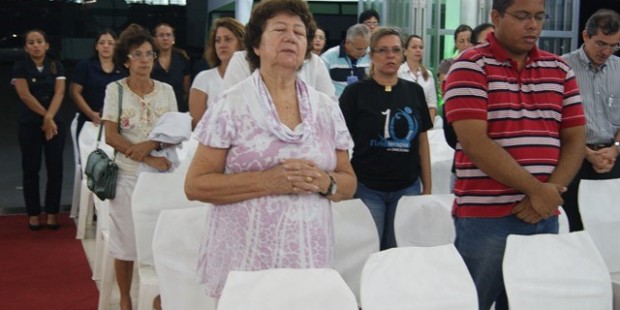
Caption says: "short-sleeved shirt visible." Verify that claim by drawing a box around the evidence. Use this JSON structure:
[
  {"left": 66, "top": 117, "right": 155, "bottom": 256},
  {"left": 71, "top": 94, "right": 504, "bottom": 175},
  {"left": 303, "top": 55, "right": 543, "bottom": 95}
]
[
  {"left": 444, "top": 33, "right": 586, "bottom": 218},
  {"left": 562, "top": 47, "right": 620, "bottom": 145},
  {"left": 101, "top": 78, "right": 178, "bottom": 174},
  {"left": 321, "top": 43, "right": 370, "bottom": 97},
  {"left": 194, "top": 71, "right": 353, "bottom": 297},
  {"left": 71, "top": 58, "right": 126, "bottom": 123},
  {"left": 339, "top": 78, "right": 433, "bottom": 192},
  {"left": 191, "top": 68, "right": 223, "bottom": 99},
  {"left": 11, "top": 56, "right": 66, "bottom": 125},
  {"left": 398, "top": 63, "right": 438, "bottom": 110},
  {"left": 222, "top": 51, "right": 336, "bottom": 97},
  {"left": 151, "top": 50, "right": 191, "bottom": 112}
]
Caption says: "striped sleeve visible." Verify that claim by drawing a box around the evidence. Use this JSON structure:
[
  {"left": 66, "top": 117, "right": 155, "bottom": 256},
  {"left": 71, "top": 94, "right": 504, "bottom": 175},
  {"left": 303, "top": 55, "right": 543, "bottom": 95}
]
[
  {"left": 560, "top": 67, "right": 586, "bottom": 129},
  {"left": 444, "top": 55, "right": 489, "bottom": 123}
]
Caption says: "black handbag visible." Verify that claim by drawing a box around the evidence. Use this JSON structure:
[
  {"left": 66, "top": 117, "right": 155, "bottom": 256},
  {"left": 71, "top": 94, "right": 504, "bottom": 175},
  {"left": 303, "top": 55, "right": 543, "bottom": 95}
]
[{"left": 84, "top": 82, "right": 123, "bottom": 200}]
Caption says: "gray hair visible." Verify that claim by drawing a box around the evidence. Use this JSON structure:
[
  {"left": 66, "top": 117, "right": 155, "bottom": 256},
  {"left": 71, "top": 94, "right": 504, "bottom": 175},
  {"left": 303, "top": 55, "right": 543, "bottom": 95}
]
[{"left": 346, "top": 24, "right": 371, "bottom": 42}]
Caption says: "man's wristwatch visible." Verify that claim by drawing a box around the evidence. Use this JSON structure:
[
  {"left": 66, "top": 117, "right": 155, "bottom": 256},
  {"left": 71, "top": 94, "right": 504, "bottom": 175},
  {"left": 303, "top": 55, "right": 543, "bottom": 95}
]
[
  {"left": 615, "top": 141, "right": 620, "bottom": 154},
  {"left": 320, "top": 173, "right": 337, "bottom": 197}
]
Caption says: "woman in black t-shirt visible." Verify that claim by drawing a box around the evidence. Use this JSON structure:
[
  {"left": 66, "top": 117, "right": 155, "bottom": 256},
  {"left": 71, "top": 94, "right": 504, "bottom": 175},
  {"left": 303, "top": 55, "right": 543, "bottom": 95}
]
[
  {"left": 340, "top": 27, "right": 433, "bottom": 250},
  {"left": 12, "top": 29, "right": 66, "bottom": 230}
]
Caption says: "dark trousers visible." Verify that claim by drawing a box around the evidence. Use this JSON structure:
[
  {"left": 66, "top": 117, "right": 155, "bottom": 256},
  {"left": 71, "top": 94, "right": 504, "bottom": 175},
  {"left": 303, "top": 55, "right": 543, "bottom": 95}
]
[
  {"left": 562, "top": 158, "right": 620, "bottom": 231},
  {"left": 18, "top": 123, "right": 66, "bottom": 216}
]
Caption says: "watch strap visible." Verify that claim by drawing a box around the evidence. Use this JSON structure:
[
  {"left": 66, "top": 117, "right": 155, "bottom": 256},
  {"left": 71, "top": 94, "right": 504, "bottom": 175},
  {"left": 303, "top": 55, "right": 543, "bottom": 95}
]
[{"left": 320, "top": 173, "right": 336, "bottom": 196}]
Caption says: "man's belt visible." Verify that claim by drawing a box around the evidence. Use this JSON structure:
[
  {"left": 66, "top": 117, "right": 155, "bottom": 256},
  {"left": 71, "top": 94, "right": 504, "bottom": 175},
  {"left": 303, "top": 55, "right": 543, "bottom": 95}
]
[{"left": 586, "top": 143, "right": 614, "bottom": 151}]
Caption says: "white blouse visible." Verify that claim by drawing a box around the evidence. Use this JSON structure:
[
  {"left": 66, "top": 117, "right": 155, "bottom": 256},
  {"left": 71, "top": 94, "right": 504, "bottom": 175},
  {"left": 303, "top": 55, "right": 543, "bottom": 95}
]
[{"left": 398, "top": 63, "right": 438, "bottom": 110}]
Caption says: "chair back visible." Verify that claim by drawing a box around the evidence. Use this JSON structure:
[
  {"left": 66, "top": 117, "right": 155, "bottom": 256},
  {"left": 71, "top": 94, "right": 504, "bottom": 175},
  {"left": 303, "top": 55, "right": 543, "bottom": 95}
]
[
  {"left": 131, "top": 170, "right": 204, "bottom": 265},
  {"left": 331, "top": 199, "right": 380, "bottom": 305},
  {"left": 218, "top": 268, "right": 358, "bottom": 310},
  {"left": 578, "top": 178, "right": 620, "bottom": 272},
  {"left": 360, "top": 245, "right": 478, "bottom": 310},
  {"left": 558, "top": 206, "right": 570, "bottom": 234},
  {"left": 428, "top": 129, "right": 455, "bottom": 194},
  {"left": 152, "top": 206, "right": 216, "bottom": 310},
  {"left": 71, "top": 113, "right": 80, "bottom": 165},
  {"left": 394, "top": 194, "right": 455, "bottom": 247},
  {"left": 503, "top": 231, "right": 612, "bottom": 310}
]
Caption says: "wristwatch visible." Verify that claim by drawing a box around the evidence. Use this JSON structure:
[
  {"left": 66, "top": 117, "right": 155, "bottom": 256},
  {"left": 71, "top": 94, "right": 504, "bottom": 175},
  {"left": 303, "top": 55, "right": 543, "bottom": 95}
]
[
  {"left": 320, "top": 173, "right": 337, "bottom": 197},
  {"left": 615, "top": 141, "right": 620, "bottom": 153}
]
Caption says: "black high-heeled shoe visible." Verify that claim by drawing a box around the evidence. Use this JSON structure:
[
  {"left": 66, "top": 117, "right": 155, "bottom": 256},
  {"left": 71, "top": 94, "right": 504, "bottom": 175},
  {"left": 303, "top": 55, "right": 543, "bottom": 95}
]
[
  {"left": 47, "top": 215, "right": 60, "bottom": 230},
  {"left": 28, "top": 216, "right": 41, "bottom": 231}
]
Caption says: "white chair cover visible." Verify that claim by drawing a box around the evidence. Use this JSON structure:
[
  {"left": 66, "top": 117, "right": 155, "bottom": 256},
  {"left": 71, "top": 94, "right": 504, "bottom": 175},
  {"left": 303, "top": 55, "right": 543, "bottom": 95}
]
[
  {"left": 427, "top": 129, "right": 455, "bottom": 194},
  {"left": 131, "top": 168, "right": 204, "bottom": 310},
  {"left": 394, "top": 194, "right": 456, "bottom": 247},
  {"left": 70, "top": 113, "right": 81, "bottom": 218},
  {"left": 558, "top": 206, "right": 570, "bottom": 234},
  {"left": 152, "top": 207, "right": 216, "bottom": 310},
  {"left": 503, "top": 231, "right": 612, "bottom": 310},
  {"left": 218, "top": 268, "right": 358, "bottom": 310},
  {"left": 360, "top": 245, "right": 478, "bottom": 310},
  {"left": 578, "top": 178, "right": 620, "bottom": 273},
  {"left": 331, "top": 199, "right": 380, "bottom": 305}
]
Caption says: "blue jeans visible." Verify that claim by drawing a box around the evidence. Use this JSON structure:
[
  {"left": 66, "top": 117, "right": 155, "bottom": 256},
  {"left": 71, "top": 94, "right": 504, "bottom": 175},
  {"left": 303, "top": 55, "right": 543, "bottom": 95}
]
[
  {"left": 454, "top": 215, "right": 559, "bottom": 310},
  {"left": 355, "top": 180, "right": 421, "bottom": 250}
]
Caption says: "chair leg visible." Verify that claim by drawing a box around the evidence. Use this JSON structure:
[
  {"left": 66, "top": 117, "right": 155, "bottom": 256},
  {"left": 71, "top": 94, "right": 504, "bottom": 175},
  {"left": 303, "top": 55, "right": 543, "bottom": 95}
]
[
  {"left": 97, "top": 230, "right": 115, "bottom": 310},
  {"left": 76, "top": 180, "right": 93, "bottom": 239},
  {"left": 136, "top": 266, "right": 160, "bottom": 310},
  {"left": 70, "top": 165, "right": 82, "bottom": 218}
]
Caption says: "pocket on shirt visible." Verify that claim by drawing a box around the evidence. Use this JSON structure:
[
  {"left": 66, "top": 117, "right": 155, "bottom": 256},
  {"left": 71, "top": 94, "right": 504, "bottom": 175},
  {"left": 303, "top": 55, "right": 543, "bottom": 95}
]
[{"left": 607, "top": 94, "right": 620, "bottom": 126}]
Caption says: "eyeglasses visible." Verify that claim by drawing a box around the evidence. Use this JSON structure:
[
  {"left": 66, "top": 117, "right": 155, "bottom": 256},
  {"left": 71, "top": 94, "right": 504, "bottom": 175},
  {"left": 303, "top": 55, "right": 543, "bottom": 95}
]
[
  {"left": 593, "top": 40, "right": 620, "bottom": 53},
  {"left": 504, "top": 11, "right": 550, "bottom": 24},
  {"left": 373, "top": 47, "right": 403, "bottom": 55},
  {"left": 364, "top": 21, "right": 379, "bottom": 27},
  {"left": 128, "top": 51, "right": 156, "bottom": 60}
]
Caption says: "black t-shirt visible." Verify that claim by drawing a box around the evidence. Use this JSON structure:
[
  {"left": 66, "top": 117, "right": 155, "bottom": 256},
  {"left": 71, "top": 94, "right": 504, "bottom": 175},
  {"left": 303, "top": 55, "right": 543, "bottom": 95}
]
[
  {"left": 339, "top": 78, "right": 433, "bottom": 191},
  {"left": 12, "top": 56, "right": 65, "bottom": 125}
]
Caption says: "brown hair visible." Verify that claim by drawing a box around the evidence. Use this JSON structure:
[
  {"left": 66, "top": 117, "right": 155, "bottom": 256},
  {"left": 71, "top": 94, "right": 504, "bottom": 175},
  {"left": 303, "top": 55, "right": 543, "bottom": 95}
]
[
  {"left": 244, "top": 0, "right": 317, "bottom": 71},
  {"left": 404, "top": 34, "right": 429, "bottom": 81},
  {"left": 114, "top": 23, "right": 155, "bottom": 67},
  {"left": 206, "top": 17, "right": 246, "bottom": 67}
]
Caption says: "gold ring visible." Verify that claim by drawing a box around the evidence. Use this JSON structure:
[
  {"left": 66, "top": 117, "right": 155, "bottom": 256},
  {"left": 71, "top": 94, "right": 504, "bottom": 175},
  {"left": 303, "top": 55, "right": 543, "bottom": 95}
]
[{"left": 305, "top": 176, "right": 313, "bottom": 183}]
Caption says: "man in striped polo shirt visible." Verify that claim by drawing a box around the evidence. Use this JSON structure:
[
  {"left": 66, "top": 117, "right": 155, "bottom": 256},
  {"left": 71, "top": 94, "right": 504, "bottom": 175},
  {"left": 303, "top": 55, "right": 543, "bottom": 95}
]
[
  {"left": 443, "top": 0, "right": 586, "bottom": 309},
  {"left": 561, "top": 9, "right": 620, "bottom": 232}
]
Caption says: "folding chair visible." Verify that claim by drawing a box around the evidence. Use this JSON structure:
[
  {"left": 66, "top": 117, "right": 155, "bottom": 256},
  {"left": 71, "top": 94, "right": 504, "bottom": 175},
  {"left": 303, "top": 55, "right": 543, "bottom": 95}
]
[
  {"left": 331, "top": 199, "right": 380, "bottom": 305},
  {"left": 503, "top": 231, "right": 612, "bottom": 310},
  {"left": 394, "top": 194, "right": 455, "bottom": 247},
  {"left": 70, "top": 113, "right": 81, "bottom": 218},
  {"left": 360, "top": 245, "right": 478, "bottom": 310},
  {"left": 152, "top": 206, "right": 216, "bottom": 310},
  {"left": 218, "top": 268, "right": 358, "bottom": 310}
]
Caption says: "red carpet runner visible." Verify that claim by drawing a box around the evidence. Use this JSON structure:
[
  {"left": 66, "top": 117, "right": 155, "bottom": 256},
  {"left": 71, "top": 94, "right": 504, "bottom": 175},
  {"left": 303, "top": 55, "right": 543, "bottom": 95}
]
[{"left": 0, "top": 214, "right": 98, "bottom": 310}]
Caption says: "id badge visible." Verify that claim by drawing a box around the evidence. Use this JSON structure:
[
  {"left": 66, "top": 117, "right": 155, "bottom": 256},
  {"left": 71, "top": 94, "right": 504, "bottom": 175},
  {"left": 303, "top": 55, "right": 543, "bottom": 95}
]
[{"left": 346, "top": 75, "right": 358, "bottom": 84}]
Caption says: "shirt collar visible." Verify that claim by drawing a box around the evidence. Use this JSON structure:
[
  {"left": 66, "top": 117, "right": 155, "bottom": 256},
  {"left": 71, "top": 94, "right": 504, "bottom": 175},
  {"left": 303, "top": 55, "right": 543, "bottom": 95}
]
[
  {"left": 576, "top": 45, "right": 608, "bottom": 71},
  {"left": 487, "top": 33, "right": 542, "bottom": 64}
]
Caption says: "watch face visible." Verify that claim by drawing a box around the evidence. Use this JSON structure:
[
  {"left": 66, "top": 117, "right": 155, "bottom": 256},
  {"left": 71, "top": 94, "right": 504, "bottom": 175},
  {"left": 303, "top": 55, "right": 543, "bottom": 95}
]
[{"left": 330, "top": 182, "right": 337, "bottom": 195}]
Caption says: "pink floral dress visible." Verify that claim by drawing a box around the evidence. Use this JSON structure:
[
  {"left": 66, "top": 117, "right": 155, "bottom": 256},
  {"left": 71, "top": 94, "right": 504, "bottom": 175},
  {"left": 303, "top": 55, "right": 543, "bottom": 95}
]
[{"left": 194, "top": 72, "right": 353, "bottom": 297}]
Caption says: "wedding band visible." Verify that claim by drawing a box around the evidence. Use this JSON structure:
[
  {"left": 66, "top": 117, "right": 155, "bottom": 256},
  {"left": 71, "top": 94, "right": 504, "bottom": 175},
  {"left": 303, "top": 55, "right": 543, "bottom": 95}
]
[{"left": 305, "top": 176, "right": 313, "bottom": 183}]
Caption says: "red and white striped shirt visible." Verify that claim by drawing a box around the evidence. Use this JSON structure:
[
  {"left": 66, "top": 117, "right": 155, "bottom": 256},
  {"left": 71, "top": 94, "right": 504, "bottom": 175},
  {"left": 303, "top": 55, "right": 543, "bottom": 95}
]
[{"left": 444, "top": 34, "right": 585, "bottom": 218}]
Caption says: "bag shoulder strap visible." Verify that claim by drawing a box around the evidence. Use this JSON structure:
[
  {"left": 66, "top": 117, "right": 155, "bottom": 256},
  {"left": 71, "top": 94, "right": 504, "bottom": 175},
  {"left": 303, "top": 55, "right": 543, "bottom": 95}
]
[{"left": 95, "top": 81, "right": 123, "bottom": 159}]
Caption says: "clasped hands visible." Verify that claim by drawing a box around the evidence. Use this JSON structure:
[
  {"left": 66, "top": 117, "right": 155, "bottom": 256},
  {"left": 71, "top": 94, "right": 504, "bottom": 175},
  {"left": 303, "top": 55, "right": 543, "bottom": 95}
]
[
  {"left": 587, "top": 147, "right": 617, "bottom": 174},
  {"left": 125, "top": 141, "right": 171, "bottom": 172},
  {"left": 41, "top": 115, "right": 58, "bottom": 141},
  {"left": 512, "top": 182, "right": 565, "bottom": 224},
  {"left": 265, "top": 159, "right": 329, "bottom": 195}
]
